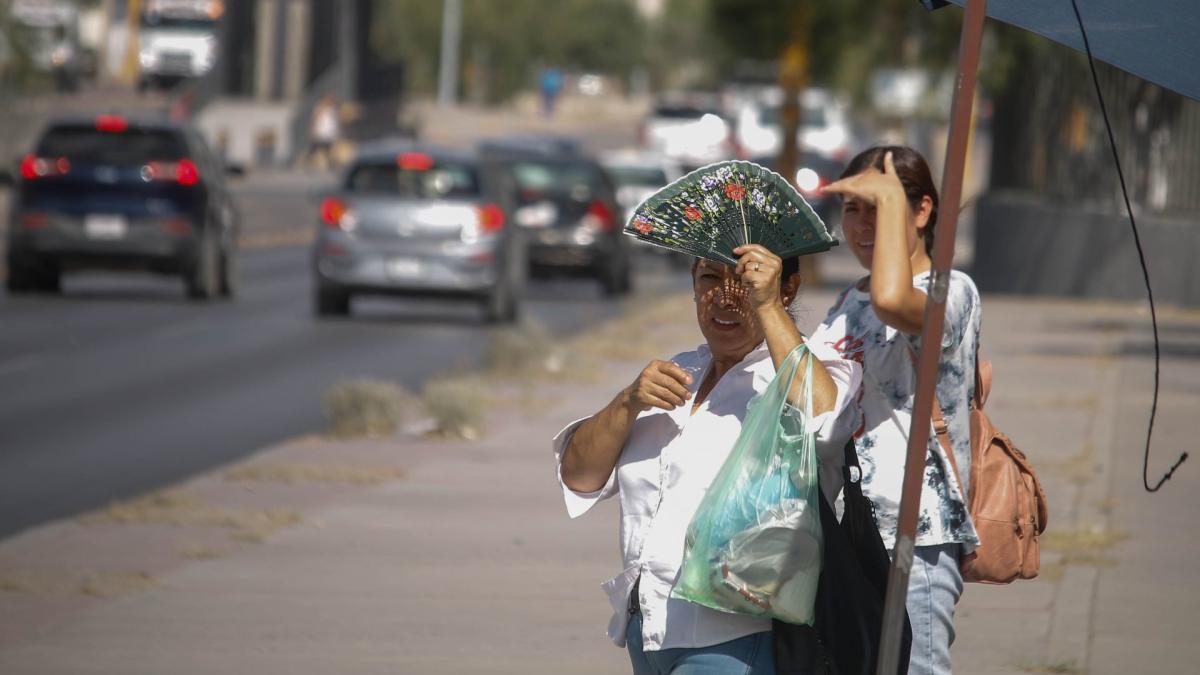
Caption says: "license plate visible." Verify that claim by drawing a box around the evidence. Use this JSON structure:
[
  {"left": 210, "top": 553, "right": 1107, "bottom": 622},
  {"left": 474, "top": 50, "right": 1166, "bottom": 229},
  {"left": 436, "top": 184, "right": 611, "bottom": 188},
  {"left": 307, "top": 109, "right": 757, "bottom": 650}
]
[
  {"left": 84, "top": 214, "right": 128, "bottom": 240},
  {"left": 386, "top": 257, "right": 421, "bottom": 279}
]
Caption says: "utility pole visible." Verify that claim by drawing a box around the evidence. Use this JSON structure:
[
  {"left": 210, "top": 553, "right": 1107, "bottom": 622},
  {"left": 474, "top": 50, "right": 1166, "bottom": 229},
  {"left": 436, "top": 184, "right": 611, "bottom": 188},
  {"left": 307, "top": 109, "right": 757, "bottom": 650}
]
[
  {"left": 437, "top": 0, "right": 462, "bottom": 107},
  {"left": 120, "top": 0, "right": 144, "bottom": 87},
  {"left": 875, "top": 0, "right": 988, "bottom": 673},
  {"left": 777, "top": 3, "right": 815, "bottom": 282},
  {"left": 96, "top": 0, "right": 116, "bottom": 83}
]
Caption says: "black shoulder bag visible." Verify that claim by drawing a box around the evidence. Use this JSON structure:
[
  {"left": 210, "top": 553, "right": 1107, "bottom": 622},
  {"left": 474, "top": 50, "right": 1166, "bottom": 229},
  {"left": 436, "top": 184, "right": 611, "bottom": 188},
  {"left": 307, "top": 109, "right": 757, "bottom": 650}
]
[{"left": 774, "top": 440, "right": 913, "bottom": 675}]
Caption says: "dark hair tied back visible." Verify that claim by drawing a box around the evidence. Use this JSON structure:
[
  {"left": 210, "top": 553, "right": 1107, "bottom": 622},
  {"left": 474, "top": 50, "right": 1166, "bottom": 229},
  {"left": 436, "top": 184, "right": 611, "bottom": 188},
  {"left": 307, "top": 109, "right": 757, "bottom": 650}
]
[{"left": 839, "top": 145, "right": 940, "bottom": 255}]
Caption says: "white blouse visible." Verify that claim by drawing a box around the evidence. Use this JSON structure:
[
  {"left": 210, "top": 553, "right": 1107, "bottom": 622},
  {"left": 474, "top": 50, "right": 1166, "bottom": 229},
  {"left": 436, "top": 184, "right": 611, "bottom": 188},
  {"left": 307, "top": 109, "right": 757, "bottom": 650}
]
[{"left": 552, "top": 340, "right": 860, "bottom": 652}]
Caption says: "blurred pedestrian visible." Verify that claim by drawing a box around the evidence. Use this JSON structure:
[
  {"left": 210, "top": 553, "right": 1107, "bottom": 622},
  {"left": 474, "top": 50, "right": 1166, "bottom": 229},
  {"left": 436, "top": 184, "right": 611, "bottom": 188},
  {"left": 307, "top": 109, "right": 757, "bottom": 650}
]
[
  {"left": 553, "top": 246, "right": 860, "bottom": 674},
  {"left": 816, "top": 145, "right": 982, "bottom": 675},
  {"left": 308, "top": 93, "right": 340, "bottom": 171},
  {"left": 540, "top": 67, "right": 562, "bottom": 117}
]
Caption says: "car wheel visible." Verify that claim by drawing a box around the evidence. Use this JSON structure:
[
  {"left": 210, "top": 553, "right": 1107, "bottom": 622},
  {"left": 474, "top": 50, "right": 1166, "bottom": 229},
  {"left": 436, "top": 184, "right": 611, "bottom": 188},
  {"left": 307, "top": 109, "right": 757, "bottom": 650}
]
[
  {"left": 601, "top": 256, "right": 632, "bottom": 297},
  {"left": 315, "top": 284, "right": 351, "bottom": 317},
  {"left": 482, "top": 280, "right": 518, "bottom": 324},
  {"left": 218, "top": 248, "right": 238, "bottom": 299},
  {"left": 185, "top": 231, "right": 220, "bottom": 300}
]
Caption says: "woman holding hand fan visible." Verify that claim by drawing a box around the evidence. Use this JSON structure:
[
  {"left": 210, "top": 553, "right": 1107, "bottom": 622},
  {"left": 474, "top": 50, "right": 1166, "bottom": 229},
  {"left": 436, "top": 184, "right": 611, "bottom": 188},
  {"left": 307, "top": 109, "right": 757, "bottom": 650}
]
[
  {"left": 814, "top": 146, "right": 982, "bottom": 675},
  {"left": 551, "top": 161, "right": 860, "bottom": 674}
]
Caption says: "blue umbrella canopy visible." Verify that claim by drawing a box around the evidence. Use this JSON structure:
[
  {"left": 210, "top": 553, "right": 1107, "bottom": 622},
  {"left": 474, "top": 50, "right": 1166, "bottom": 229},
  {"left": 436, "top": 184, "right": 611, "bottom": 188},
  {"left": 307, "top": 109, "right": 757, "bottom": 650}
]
[{"left": 925, "top": 0, "right": 1200, "bottom": 101}]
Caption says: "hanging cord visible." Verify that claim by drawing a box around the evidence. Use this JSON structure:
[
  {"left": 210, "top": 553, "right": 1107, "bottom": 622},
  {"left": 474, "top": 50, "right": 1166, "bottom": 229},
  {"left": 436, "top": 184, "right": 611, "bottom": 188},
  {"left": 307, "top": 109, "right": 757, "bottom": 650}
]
[{"left": 1069, "top": 0, "right": 1187, "bottom": 491}]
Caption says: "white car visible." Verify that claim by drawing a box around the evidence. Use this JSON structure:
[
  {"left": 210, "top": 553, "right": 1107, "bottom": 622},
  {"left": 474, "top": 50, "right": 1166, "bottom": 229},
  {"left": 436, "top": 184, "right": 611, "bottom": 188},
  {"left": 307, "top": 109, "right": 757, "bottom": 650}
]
[
  {"left": 736, "top": 88, "right": 854, "bottom": 162},
  {"left": 639, "top": 95, "right": 735, "bottom": 170}
]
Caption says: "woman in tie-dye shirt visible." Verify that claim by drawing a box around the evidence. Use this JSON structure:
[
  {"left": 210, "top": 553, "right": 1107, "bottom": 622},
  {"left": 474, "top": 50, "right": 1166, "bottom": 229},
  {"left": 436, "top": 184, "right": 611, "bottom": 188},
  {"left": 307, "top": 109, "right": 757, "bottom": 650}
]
[{"left": 813, "top": 146, "right": 981, "bottom": 675}]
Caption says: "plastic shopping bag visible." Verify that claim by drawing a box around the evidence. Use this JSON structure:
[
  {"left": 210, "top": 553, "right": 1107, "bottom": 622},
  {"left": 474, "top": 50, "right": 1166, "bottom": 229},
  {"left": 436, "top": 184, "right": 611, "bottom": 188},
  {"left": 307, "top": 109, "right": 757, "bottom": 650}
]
[{"left": 671, "top": 344, "right": 823, "bottom": 625}]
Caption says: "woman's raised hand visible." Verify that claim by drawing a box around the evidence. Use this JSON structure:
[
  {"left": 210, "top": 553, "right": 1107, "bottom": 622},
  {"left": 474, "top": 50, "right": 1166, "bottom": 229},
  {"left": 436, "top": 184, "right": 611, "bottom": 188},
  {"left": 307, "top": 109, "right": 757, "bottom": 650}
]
[
  {"left": 622, "top": 360, "right": 694, "bottom": 413},
  {"left": 733, "top": 244, "right": 784, "bottom": 312},
  {"left": 822, "top": 150, "right": 905, "bottom": 206}
]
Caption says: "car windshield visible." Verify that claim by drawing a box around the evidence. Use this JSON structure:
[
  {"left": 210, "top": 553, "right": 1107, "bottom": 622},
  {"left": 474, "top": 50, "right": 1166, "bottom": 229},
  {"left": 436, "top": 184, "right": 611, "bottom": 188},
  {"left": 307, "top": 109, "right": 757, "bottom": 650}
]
[
  {"left": 606, "top": 166, "right": 669, "bottom": 188},
  {"left": 36, "top": 126, "right": 186, "bottom": 164},
  {"left": 758, "top": 105, "right": 828, "bottom": 128},
  {"left": 346, "top": 161, "right": 480, "bottom": 199},
  {"left": 510, "top": 161, "right": 600, "bottom": 203}
]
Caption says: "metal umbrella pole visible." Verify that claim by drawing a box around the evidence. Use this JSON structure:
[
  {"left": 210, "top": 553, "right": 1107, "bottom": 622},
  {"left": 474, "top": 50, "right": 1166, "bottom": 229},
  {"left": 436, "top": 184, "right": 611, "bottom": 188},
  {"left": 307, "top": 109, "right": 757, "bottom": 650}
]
[{"left": 875, "top": 0, "right": 987, "bottom": 673}]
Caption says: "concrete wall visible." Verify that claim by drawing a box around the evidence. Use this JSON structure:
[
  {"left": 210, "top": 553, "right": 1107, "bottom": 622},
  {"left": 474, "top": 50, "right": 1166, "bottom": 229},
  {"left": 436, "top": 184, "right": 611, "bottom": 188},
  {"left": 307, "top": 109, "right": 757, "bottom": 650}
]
[
  {"left": 971, "top": 191, "right": 1200, "bottom": 307},
  {"left": 194, "top": 100, "right": 294, "bottom": 167}
]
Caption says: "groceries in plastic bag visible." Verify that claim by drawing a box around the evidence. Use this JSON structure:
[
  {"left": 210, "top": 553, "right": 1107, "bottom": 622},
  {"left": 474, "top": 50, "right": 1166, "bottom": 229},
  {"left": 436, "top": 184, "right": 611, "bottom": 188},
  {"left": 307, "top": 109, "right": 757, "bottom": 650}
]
[{"left": 672, "top": 344, "right": 823, "bottom": 625}]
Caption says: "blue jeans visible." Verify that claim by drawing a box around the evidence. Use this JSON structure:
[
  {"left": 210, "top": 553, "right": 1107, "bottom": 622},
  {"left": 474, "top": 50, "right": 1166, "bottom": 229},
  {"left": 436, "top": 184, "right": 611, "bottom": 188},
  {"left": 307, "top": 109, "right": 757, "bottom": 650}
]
[
  {"left": 906, "top": 544, "right": 964, "bottom": 675},
  {"left": 625, "top": 612, "right": 775, "bottom": 675}
]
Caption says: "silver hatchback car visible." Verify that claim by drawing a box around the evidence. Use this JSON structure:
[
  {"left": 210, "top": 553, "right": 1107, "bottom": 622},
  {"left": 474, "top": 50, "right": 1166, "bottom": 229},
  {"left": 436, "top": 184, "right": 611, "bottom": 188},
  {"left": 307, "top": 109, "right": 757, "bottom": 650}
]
[{"left": 312, "top": 145, "right": 521, "bottom": 322}]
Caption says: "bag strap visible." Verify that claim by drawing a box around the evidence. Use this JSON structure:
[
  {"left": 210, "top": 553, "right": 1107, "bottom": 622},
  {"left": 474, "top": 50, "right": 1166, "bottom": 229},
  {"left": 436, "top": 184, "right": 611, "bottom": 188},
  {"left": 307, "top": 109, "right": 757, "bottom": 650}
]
[{"left": 905, "top": 348, "right": 964, "bottom": 486}]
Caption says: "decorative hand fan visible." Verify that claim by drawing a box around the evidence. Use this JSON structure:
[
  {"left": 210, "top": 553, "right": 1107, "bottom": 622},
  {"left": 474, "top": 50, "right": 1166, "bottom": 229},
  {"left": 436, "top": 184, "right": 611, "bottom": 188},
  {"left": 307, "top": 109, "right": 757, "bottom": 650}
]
[{"left": 624, "top": 160, "right": 838, "bottom": 265}]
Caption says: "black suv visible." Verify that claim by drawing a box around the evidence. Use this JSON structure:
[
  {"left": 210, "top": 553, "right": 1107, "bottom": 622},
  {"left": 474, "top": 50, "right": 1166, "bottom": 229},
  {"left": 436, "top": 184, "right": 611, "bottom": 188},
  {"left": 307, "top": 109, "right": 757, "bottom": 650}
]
[
  {"left": 479, "top": 137, "right": 631, "bottom": 296},
  {"left": 6, "top": 115, "right": 239, "bottom": 299}
]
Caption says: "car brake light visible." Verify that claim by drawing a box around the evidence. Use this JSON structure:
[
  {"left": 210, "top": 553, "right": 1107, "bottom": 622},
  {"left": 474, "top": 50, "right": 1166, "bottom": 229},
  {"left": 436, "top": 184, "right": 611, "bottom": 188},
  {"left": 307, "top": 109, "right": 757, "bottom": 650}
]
[
  {"left": 19, "top": 155, "right": 38, "bottom": 179},
  {"left": 176, "top": 159, "right": 200, "bottom": 186},
  {"left": 20, "top": 154, "right": 71, "bottom": 180},
  {"left": 586, "top": 199, "right": 616, "bottom": 231},
  {"left": 477, "top": 203, "right": 505, "bottom": 232},
  {"left": 95, "top": 115, "right": 129, "bottom": 133},
  {"left": 319, "top": 197, "right": 355, "bottom": 231},
  {"left": 397, "top": 152, "right": 434, "bottom": 171}
]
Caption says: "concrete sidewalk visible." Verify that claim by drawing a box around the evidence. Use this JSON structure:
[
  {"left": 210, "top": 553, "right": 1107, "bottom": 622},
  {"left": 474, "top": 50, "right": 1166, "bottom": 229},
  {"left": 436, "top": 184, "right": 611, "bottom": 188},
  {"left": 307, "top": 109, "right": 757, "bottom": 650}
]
[{"left": 1, "top": 284, "right": 1198, "bottom": 674}]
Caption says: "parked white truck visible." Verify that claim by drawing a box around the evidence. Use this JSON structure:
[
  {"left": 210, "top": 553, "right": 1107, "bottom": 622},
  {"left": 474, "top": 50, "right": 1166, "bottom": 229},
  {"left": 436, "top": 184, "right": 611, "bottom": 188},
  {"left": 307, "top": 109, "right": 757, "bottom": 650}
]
[{"left": 138, "top": 0, "right": 221, "bottom": 91}]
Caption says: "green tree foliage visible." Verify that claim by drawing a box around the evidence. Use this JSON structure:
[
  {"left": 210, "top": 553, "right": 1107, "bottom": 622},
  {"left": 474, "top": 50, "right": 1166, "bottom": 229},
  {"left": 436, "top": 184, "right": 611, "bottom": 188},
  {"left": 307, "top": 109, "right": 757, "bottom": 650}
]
[
  {"left": 0, "top": 5, "right": 43, "bottom": 92},
  {"left": 703, "top": 0, "right": 963, "bottom": 101},
  {"left": 370, "top": 0, "right": 645, "bottom": 103}
]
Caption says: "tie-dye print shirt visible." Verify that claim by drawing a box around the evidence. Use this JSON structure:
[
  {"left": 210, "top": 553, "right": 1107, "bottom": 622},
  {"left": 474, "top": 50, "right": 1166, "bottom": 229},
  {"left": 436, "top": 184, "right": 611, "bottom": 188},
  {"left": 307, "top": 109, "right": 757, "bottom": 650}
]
[{"left": 811, "top": 270, "right": 981, "bottom": 550}]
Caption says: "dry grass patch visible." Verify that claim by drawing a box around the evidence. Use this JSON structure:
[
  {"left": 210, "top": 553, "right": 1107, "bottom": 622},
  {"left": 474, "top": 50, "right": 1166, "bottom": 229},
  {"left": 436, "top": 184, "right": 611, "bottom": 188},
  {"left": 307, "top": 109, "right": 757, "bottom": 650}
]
[
  {"left": 324, "top": 378, "right": 423, "bottom": 438},
  {"left": 1042, "top": 447, "right": 1098, "bottom": 485},
  {"left": 1042, "top": 526, "right": 1127, "bottom": 552},
  {"left": 0, "top": 569, "right": 157, "bottom": 597},
  {"left": 486, "top": 320, "right": 570, "bottom": 378},
  {"left": 224, "top": 463, "right": 405, "bottom": 486},
  {"left": 80, "top": 571, "right": 158, "bottom": 597},
  {"left": 1041, "top": 526, "right": 1128, "bottom": 572},
  {"left": 422, "top": 375, "right": 486, "bottom": 439},
  {"left": 81, "top": 489, "right": 302, "bottom": 544},
  {"left": 179, "top": 544, "right": 230, "bottom": 560}
]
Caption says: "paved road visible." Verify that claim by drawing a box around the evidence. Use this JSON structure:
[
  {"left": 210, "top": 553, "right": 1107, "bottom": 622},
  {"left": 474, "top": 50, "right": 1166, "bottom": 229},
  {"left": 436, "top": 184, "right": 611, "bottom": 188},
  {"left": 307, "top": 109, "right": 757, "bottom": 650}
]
[{"left": 0, "top": 210, "right": 689, "bottom": 539}]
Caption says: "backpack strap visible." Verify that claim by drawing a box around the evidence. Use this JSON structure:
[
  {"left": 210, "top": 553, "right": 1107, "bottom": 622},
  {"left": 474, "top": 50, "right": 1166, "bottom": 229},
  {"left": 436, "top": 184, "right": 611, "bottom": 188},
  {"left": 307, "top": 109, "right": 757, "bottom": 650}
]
[{"left": 975, "top": 357, "right": 992, "bottom": 410}]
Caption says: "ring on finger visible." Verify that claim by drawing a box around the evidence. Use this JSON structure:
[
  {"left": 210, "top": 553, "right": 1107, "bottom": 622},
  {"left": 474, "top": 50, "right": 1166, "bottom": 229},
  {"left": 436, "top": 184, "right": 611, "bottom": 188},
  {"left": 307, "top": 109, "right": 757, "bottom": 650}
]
[{"left": 754, "top": 262, "right": 761, "bottom": 272}]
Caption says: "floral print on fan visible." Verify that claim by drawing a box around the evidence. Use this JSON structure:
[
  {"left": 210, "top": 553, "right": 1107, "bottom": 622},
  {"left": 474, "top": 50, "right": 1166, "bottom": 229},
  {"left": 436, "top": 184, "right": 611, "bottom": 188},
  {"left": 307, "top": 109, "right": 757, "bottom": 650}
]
[{"left": 623, "top": 160, "right": 837, "bottom": 265}]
